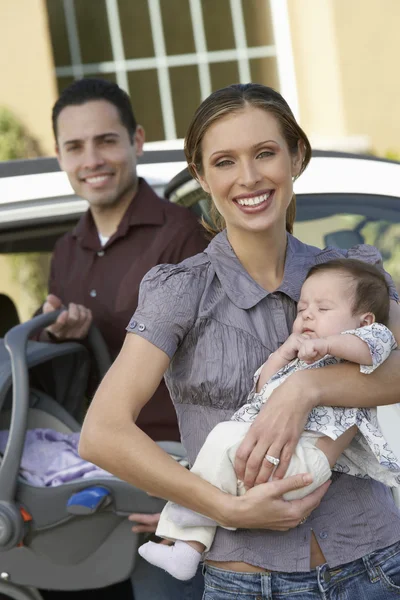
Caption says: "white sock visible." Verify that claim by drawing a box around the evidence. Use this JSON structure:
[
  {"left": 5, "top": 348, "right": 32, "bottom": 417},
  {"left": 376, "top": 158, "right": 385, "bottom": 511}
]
[
  {"left": 138, "top": 539, "right": 202, "bottom": 581},
  {"left": 168, "top": 503, "right": 217, "bottom": 528}
]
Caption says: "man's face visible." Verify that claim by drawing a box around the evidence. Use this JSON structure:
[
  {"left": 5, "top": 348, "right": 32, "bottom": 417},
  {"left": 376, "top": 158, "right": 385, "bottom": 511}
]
[{"left": 56, "top": 100, "right": 144, "bottom": 209}]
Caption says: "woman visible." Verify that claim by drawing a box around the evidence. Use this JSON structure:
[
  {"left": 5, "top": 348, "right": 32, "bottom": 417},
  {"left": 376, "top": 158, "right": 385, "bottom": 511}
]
[{"left": 80, "top": 84, "right": 400, "bottom": 598}]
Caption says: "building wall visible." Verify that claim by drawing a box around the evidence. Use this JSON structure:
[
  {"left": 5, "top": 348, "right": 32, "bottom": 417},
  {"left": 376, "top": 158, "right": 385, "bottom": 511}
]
[
  {"left": 287, "top": 0, "right": 400, "bottom": 155},
  {"left": 287, "top": 0, "right": 347, "bottom": 140},
  {"left": 0, "top": 0, "right": 57, "bottom": 156},
  {"left": 332, "top": 0, "right": 400, "bottom": 156},
  {"left": 2, "top": 0, "right": 400, "bottom": 158}
]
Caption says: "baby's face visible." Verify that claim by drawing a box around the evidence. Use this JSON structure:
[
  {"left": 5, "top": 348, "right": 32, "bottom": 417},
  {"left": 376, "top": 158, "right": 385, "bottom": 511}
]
[{"left": 293, "top": 271, "right": 362, "bottom": 338}]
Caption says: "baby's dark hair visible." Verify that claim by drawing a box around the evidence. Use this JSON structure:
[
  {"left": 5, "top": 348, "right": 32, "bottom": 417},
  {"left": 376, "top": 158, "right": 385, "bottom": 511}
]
[{"left": 305, "top": 258, "right": 390, "bottom": 325}]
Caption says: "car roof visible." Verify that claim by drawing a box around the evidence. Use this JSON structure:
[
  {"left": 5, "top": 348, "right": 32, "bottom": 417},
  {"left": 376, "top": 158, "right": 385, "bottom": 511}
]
[
  {"left": 1, "top": 150, "right": 400, "bottom": 253},
  {"left": 0, "top": 148, "right": 187, "bottom": 231}
]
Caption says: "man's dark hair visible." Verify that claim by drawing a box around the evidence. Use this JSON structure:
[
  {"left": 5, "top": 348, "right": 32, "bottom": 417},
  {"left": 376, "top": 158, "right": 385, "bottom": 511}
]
[
  {"left": 306, "top": 258, "right": 391, "bottom": 325},
  {"left": 52, "top": 78, "right": 137, "bottom": 141}
]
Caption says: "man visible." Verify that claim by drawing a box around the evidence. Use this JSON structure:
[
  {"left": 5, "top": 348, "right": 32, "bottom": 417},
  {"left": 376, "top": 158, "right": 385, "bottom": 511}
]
[{"left": 40, "top": 78, "right": 207, "bottom": 600}]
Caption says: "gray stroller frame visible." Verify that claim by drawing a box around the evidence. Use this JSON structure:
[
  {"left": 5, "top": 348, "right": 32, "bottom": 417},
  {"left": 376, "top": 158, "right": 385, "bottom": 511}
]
[{"left": 0, "top": 311, "right": 183, "bottom": 599}]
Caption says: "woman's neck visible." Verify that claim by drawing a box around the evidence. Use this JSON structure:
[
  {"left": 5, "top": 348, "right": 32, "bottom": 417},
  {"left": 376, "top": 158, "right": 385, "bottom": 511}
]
[{"left": 227, "top": 225, "right": 288, "bottom": 292}]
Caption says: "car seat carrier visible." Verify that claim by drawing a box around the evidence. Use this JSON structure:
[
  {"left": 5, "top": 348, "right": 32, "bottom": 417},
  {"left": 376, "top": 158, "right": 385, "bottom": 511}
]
[{"left": 0, "top": 311, "right": 183, "bottom": 599}]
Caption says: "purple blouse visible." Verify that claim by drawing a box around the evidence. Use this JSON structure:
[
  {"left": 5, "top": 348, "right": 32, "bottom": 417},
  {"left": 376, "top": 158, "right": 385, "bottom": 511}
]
[{"left": 127, "top": 231, "right": 400, "bottom": 572}]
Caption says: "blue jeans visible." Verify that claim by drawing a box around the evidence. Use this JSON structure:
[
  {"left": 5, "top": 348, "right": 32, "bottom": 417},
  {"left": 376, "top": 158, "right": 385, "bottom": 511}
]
[
  {"left": 131, "top": 553, "right": 204, "bottom": 600},
  {"left": 203, "top": 540, "right": 400, "bottom": 599}
]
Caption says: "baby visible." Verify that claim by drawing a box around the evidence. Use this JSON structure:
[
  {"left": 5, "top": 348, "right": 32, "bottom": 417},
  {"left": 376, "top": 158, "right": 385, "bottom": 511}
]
[{"left": 139, "top": 258, "right": 400, "bottom": 580}]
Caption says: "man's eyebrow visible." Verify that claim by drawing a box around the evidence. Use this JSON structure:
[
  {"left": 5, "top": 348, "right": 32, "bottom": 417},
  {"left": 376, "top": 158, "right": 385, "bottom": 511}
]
[
  {"left": 63, "top": 132, "right": 120, "bottom": 147},
  {"left": 210, "top": 140, "right": 279, "bottom": 158},
  {"left": 63, "top": 138, "right": 81, "bottom": 147}
]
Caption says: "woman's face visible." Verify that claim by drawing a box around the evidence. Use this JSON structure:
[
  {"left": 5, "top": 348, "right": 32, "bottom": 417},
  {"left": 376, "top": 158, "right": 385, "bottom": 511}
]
[{"left": 197, "top": 105, "right": 303, "bottom": 235}]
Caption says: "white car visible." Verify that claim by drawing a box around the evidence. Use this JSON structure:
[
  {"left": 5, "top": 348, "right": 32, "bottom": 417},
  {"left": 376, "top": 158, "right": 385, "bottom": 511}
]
[{"left": 1, "top": 148, "right": 400, "bottom": 485}]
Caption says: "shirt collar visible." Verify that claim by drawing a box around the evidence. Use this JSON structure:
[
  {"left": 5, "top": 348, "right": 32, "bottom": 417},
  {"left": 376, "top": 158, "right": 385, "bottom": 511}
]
[
  {"left": 72, "top": 178, "right": 165, "bottom": 250},
  {"left": 205, "top": 230, "right": 329, "bottom": 309}
]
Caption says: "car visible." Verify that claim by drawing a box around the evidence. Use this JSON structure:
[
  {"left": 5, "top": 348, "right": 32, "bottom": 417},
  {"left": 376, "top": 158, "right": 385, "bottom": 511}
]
[
  {"left": 1, "top": 148, "right": 400, "bottom": 490},
  {"left": 0, "top": 143, "right": 187, "bottom": 253}
]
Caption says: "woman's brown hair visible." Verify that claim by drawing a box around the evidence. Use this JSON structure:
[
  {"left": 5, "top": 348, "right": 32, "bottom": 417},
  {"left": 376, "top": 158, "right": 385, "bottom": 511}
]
[{"left": 184, "top": 83, "right": 312, "bottom": 235}]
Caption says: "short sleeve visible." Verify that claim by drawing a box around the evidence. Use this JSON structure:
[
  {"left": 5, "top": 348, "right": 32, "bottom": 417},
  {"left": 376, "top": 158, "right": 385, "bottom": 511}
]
[
  {"left": 340, "top": 323, "right": 397, "bottom": 374},
  {"left": 346, "top": 244, "right": 400, "bottom": 303},
  {"left": 126, "top": 263, "right": 205, "bottom": 358}
]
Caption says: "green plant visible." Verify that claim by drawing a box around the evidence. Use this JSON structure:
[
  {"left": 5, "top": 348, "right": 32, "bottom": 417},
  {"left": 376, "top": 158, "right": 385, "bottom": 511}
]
[
  {"left": 385, "top": 150, "right": 400, "bottom": 162},
  {"left": 0, "top": 107, "right": 40, "bottom": 160},
  {"left": 0, "top": 108, "right": 48, "bottom": 312}
]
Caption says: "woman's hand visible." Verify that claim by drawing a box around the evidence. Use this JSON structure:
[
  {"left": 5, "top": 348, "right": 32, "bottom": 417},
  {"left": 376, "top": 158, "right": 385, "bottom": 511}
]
[
  {"left": 234, "top": 370, "right": 317, "bottom": 488},
  {"left": 224, "top": 474, "right": 330, "bottom": 531}
]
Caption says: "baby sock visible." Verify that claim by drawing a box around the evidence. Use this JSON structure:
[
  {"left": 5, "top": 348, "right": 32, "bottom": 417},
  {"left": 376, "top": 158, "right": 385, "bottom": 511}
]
[
  {"left": 168, "top": 503, "right": 217, "bottom": 528},
  {"left": 138, "top": 539, "right": 202, "bottom": 581}
]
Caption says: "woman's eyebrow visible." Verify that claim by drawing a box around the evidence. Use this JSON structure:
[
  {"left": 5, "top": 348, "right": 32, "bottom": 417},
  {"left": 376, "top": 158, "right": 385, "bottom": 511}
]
[
  {"left": 253, "top": 139, "right": 280, "bottom": 149},
  {"left": 210, "top": 140, "right": 279, "bottom": 158}
]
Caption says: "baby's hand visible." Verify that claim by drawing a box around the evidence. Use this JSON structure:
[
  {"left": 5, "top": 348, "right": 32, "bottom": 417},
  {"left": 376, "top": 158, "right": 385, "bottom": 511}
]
[
  {"left": 298, "top": 338, "right": 329, "bottom": 363},
  {"left": 277, "top": 333, "right": 310, "bottom": 362}
]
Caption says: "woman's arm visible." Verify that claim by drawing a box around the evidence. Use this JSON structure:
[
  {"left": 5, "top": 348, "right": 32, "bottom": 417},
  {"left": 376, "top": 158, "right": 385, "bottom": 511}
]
[
  {"left": 79, "top": 333, "right": 329, "bottom": 530},
  {"left": 235, "top": 301, "right": 400, "bottom": 487}
]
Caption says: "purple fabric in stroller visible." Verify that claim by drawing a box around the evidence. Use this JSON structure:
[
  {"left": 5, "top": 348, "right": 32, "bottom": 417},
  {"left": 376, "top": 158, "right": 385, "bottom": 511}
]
[{"left": 0, "top": 428, "right": 114, "bottom": 487}]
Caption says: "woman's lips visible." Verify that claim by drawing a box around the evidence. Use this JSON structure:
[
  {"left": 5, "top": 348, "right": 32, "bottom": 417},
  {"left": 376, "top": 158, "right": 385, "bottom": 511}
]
[{"left": 233, "top": 190, "right": 274, "bottom": 213}]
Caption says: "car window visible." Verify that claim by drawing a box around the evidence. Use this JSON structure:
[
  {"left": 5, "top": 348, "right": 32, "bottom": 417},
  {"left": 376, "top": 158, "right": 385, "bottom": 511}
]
[
  {"left": 294, "top": 195, "right": 400, "bottom": 291},
  {"left": 0, "top": 252, "right": 52, "bottom": 324}
]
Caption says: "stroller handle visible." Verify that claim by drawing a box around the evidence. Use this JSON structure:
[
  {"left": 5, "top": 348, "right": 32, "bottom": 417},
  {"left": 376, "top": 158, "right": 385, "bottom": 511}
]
[{"left": 0, "top": 311, "right": 111, "bottom": 504}]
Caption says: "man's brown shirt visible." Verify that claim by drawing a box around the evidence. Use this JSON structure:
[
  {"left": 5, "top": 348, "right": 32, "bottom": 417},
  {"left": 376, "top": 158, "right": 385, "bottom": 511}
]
[{"left": 49, "top": 178, "right": 208, "bottom": 441}]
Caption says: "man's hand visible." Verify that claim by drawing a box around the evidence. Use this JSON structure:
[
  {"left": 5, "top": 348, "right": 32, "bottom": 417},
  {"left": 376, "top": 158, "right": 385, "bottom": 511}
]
[
  {"left": 128, "top": 512, "right": 161, "bottom": 534},
  {"left": 277, "top": 333, "right": 310, "bottom": 362},
  {"left": 43, "top": 294, "right": 92, "bottom": 340},
  {"left": 298, "top": 338, "right": 329, "bottom": 363}
]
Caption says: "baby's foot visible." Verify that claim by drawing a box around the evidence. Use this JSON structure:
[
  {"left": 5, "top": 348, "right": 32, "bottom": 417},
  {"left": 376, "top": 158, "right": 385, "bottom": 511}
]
[
  {"left": 138, "top": 539, "right": 202, "bottom": 581},
  {"left": 168, "top": 503, "right": 217, "bottom": 528}
]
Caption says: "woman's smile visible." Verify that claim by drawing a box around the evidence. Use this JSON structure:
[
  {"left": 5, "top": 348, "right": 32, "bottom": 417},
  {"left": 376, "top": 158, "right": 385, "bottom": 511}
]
[{"left": 233, "top": 189, "right": 274, "bottom": 213}]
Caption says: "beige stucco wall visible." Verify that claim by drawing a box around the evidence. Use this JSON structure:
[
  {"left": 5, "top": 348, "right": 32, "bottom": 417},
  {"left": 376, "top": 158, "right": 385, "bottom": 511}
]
[
  {"left": 332, "top": 0, "right": 400, "bottom": 156},
  {"left": 0, "top": 0, "right": 58, "bottom": 156},
  {"left": 287, "top": 0, "right": 347, "bottom": 139},
  {"left": 287, "top": 0, "right": 400, "bottom": 155}
]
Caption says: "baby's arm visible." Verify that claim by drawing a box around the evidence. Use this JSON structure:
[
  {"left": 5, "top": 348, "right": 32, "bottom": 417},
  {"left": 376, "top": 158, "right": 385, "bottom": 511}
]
[
  {"left": 298, "top": 334, "right": 372, "bottom": 366},
  {"left": 257, "top": 333, "right": 309, "bottom": 391}
]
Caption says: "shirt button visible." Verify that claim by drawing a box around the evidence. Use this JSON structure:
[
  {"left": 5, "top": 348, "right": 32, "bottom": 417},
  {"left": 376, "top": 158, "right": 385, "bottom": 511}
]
[
  {"left": 129, "top": 320, "right": 137, "bottom": 329},
  {"left": 319, "top": 531, "right": 328, "bottom": 539},
  {"left": 138, "top": 324, "right": 146, "bottom": 332},
  {"left": 97, "top": 250, "right": 105, "bottom": 257},
  {"left": 90, "top": 289, "right": 97, "bottom": 298}
]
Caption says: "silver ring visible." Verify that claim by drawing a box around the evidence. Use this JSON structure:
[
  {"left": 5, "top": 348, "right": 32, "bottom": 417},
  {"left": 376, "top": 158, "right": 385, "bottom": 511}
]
[
  {"left": 264, "top": 454, "right": 280, "bottom": 466},
  {"left": 299, "top": 516, "right": 308, "bottom": 525}
]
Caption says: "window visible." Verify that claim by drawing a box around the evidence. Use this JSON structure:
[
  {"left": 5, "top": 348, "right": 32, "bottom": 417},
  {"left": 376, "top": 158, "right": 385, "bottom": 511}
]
[
  {"left": 294, "top": 195, "right": 400, "bottom": 291},
  {"left": 46, "top": 0, "right": 293, "bottom": 141}
]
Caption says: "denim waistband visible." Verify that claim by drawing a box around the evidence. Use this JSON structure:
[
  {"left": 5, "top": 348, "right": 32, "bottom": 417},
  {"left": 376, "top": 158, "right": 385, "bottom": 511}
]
[{"left": 203, "top": 539, "right": 400, "bottom": 597}]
